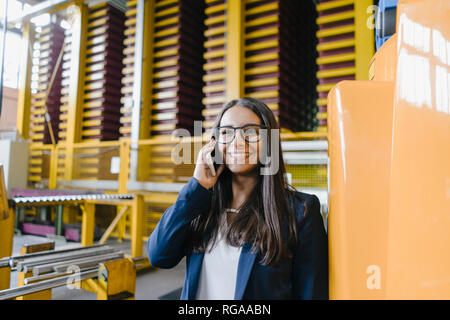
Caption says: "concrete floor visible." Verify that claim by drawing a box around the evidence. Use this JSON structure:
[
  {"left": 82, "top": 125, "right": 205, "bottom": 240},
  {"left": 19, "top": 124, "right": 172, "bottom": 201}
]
[{"left": 8, "top": 234, "right": 185, "bottom": 300}]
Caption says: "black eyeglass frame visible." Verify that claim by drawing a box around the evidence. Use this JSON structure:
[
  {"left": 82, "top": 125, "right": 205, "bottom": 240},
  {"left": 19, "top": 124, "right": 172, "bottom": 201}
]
[{"left": 213, "top": 123, "right": 267, "bottom": 144}]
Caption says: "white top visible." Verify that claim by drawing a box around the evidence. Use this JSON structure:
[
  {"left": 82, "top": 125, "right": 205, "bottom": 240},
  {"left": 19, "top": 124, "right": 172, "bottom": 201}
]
[{"left": 195, "top": 211, "right": 242, "bottom": 300}]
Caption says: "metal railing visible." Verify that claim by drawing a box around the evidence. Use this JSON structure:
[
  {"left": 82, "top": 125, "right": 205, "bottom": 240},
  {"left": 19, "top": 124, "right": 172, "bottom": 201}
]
[
  {"left": 30, "top": 132, "right": 328, "bottom": 193},
  {"left": 0, "top": 244, "right": 124, "bottom": 300}
]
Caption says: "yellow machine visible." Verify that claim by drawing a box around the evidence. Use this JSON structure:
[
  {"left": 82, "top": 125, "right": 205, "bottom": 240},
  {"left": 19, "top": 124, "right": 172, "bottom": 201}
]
[
  {"left": 328, "top": 0, "right": 450, "bottom": 299},
  {"left": 0, "top": 166, "right": 15, "bottom": 291}
]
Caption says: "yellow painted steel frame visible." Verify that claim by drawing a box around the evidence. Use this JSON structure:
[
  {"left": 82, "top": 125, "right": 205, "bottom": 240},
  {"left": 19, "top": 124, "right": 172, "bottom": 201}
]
[
  {"left": 16, "top": 22, "right": 34, "bottom": 140},
  {"left": 225, "top": 0, "right": 245, "bottom": 100},
  {"left": 139, "top": 0, "right": 154, "bottom": 142},
  {"left": 96, "top": 258, "right": 136, "bottom": 300},
  {"left": 48, "top": 144, "right": 58, "bottom": 189},
  {"left": 81, "top": 194, "right": 144, "bottom": 258},
  {"left": 64, "top": 3, "right": 88, "bottom": 181},
  {"left": 99, "top": 206, "right": 129, "bottom": 244},
  {"left": 119, "top": 139, "right": 130, "bottom": 193},
  {"left": 46, "top": 132, "right": 327, "bottom": 189},
  {"left": 8, "top": 0, "right": 82, "bottom": 27},
  {"left": 118, "top": 139, "right": 131, "bottom": 241},
  {"left": 137, "top": 0, "right": 156, "bottom": 182},
  {"left": 354, "top": 0, "right": 375, "bottom": 80},
  {"left": 0, "top": 167, "right": 14, "bottom": 291}
]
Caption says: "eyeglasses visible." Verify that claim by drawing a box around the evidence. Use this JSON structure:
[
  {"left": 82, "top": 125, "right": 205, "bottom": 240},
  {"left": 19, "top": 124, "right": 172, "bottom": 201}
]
[{"left": 214, "top": 124, "right": 267, "bottom": 144}]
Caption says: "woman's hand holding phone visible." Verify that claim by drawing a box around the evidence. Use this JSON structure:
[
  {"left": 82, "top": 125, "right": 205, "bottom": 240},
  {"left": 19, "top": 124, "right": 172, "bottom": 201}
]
[{"left": 193, "top": 138, "right": 225, "bottom": 190}]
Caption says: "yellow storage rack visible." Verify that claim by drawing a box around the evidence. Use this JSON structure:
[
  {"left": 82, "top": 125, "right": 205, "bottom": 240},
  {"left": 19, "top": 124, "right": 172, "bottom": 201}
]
[
  {"left": 315, "top": 0, "right": 374, "bottom": 132},
  {"left": 28, "top": 23, "right": 65, "bottom": 185},
  {"left": 56, "top": 28, "right": 73, "bottom": 180},
  {"left": 243, "top": 0, "right": 319, "bottom": 132},
  {"left": 201, "top": 0, "right": 227, "bottom": 130},
  {"left": 78, "top": 2, "right": 125, "bottom": 180},
  {"left": 58, "top": 28, "right": 72, "bottom": 144},
  {"left": 131, "top": 0, "right": 206, "bottom": 183},
  {"left": 119, "top": 0, "right": 137, "bottom": 138}
]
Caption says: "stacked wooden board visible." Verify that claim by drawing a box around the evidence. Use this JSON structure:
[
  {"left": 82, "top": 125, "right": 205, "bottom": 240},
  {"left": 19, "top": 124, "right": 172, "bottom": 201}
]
[
  {"left": 82, "top": 2, "right": 125, "bottom": 142},
  {"left": 145, "top": 0, "right": 205, "bottom": 182},
  {"left": 149, "top": 0, "right": 205, "bottom": 137},
  {"left": 58, "top": 28, "right": 72, "bottom": 143},
  {"left": 316, "top": 0, "right": 358, "bottom": 131},
  {"left": 28, "top": 23, "right": 65, "bottom": 185},
  {"left": 201, "top": 0, "right": 227, "bottom": 130},
  {"left": 78, "top": 2, "right": 125, "bottom": 179},
  {"left": 118, "top": 0, "right": 205, "bottom": 182},
  {"left": 243, "top": 0, "right": 318, "bottom": 132},
  {"left": 56, "top": 28, "right": 73, "bottom": 180}
]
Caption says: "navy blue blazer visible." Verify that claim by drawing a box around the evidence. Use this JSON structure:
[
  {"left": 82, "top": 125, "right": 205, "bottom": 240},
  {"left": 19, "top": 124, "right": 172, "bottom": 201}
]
[{"left": 147, "top": 176, "right": 329, "bottom": 300}]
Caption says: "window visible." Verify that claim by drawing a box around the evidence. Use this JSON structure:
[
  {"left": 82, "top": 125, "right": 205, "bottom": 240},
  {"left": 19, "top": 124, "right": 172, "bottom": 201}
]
[
  {"left": 0, "top": 0, "right": 27, "bottom": 89},
  {"left": 0, "top": 1, "right": 68, "bottom": 89}
]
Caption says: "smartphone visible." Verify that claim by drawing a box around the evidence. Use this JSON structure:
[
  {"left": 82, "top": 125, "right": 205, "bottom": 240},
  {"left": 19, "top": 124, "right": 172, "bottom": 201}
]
[{"left": 206, "top": 138, "right": 221, "bottom": 176}]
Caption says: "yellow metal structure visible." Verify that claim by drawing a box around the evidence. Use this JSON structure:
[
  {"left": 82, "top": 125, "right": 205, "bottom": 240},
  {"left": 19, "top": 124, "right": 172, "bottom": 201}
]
[
  {"left": 136, "top": 0, "right": 154, "bottom": 183},
  {"left": 354, "top": 0, "right": 375, "bottom": 81},
  {"left": 202, "top": 0, "right": 227, "bottom": 129},
  {"left": 97, "top": 258, "right": 136, "bottom": 300},
  {"left": 0, "top": 166, "right": 15, "bottom": 291},
  {"left": 16, "top": 22, "right": 34, "bottom": 141},
  {"left": 81, "top": 194, "right": 144, "bottom": 258},
  {"left": 328, "top": 0, "right": 450, "bottom": 299},
  {"left": 316, "top": 0, "right": 375, "bottom": 132},
  {"left": 225, "top": 0, "right": 244, "bottom": 101},
  {"left": 64, "top": 3, "right": 88, "bottom": 181}
]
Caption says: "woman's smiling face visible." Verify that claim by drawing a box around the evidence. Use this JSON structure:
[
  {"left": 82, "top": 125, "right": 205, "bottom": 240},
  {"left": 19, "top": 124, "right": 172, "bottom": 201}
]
[{"left": 217, "top": 105, "right": 264, "bottom": 175}]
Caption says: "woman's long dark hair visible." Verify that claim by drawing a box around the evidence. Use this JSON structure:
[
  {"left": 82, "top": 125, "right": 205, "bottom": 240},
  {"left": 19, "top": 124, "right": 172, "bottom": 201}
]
[{"left": 188, "top": 98, "right": 305, "bottom": 266}]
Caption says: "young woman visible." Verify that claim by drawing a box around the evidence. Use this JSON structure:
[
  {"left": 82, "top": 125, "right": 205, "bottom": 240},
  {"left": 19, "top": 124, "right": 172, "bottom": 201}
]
[{"left": 148, "top": 98, "right": 328, "bottom": 300}]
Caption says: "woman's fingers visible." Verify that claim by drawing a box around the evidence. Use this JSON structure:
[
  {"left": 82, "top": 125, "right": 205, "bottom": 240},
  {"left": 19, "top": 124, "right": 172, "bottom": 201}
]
[
  {"left": 199, "top": 140, "right": 216, "bottom": 165},
  {"left": 216, "top": 164, "right": 225, "bottom": 176},
  {"left": 199, "top": 148, "right": 213, "bottom": 165},
  {"left": 193, "top": 139, "right": 223, "bottom": 189},
  {"left": 206, "top": 153, "right": 216, "bottom": 177}
]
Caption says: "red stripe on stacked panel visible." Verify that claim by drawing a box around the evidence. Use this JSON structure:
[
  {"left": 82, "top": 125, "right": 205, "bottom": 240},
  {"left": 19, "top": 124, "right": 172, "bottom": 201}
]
[
  {"left": 32, "top": 24, "right": 65, "bottom": 145},
  {"left": 28, "top": 23, "right": 65, "bottom": 185},
  {"left": 316, "top": 0, "right": 357, "bottom": 131},
  {"left": 244, "top": 0, "right": 318, "bottom": 132},
  {"left": 150, "top": 0, "right": 205, "bottom": 137},
  {"left": 201, "top": 0, "right": 226, "bottom": 130},
  {"left": 82, "top": 2, "right": 125, "bottom": 142}
]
